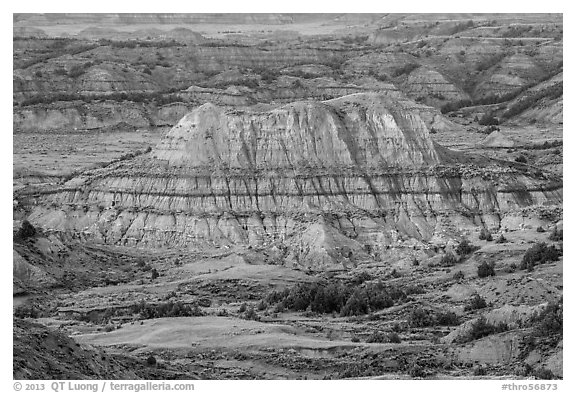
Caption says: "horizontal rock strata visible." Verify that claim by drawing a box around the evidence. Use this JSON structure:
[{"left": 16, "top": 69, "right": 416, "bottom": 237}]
[{"left": 27, "top": 93, "right": 562, "bottom": 264}]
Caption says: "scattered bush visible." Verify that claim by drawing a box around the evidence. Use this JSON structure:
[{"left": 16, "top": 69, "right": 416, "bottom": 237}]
[
  {"left": 435, "top": 311, "right": 460, "bottom": 326},
  {"left": 473, "top": 365, "right": 487, "bottom": 376},
  {"left": 458, "top": 317, "right": 508, "bottom": 343},
  {"left": 408, "top": 363, "right": 426, "bottom": 378},
  {"left": 440, "top": 252, "right": 458, "bottom": 266},
  {"left": 536, "top": 226, "right": 545, "bottom": 232},
  {"left": 456, "top": 238, "right": 478, "bottom": 256},
  {"left": 531, "top": 300, "right": 562, "bottom": 337},
  {"left": 131, "top": 300, "right": 201, "bottom": 319},
  {"left": 238, "top": 303, "right": 247, "bottom": 313},
  {"left": 548, "top": 226, "right": 562, "bottom": 241},
  {"left": 502, "top": 83, "right": 563, "bottom": 120},
  {"left": 453, "top": 270, "right": 465, "bottom": 281},
  {"left": 477, "top": 261, "right": 496, "bottom": 278},
  {"left": 479, "top": 228, "right": 493, "bottom": 241},
  {"left": 495, "top": 234, "right": 507, "bottom": 244},
  {"left": 392, "top": 63, "right": 419, "bottom": 77},
  {"left": 265, "top": 280, "right": 408, "bottom": 317},
  {"left": 515, "top": 155, "right": 528, "bottom": 164},
  {"left": 478, "top": 113, "right": 499, "bottom": 126},
  {"left": 150, "top": 268, "right": 159, "bottom": 280},
  {"left": 146, "top": 355, "right": 157, "bottom": 366},
  {"left": 243, "top": 305, "right": 259, "bottom": 321},
  {"left": 14, "top": 303, "right": 40, "bottom": 319},
  {"left": 366, "top": 331, "right": 401, "bottom": 343},
  {"left": 15, "top": 220, "right": 36, "bottom": 240},
  {"left": 465, "top": 294, "right": 488, "bottom": 311},
  {"left": 257, "top": 300, "right": 267, "bottom": 311},
  {"left": 532, "top": 368, "right": 557, "bottom": 380},
  {"left": 521, "top": 242, "right": 560, "bottom": 270}
]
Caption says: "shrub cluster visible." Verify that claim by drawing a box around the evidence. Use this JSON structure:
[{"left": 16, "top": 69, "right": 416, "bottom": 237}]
[
  {"left": 131, "top": 300, "right": 203, "bottom": 319},
  {"left": 457, "top": 317, "right": 508, "bottom": 343},
  {"left": 408, "top": 308, "right": 460, "bottom": 327},
  {"left": 14, "top": 220, "right": 36, "bottom": 240},
  {"left": 439, "top": 252, "right": 458, "bottom": 267},
  {"left": 456, "top": 238, "right": 479, "bottom": 256},
  {"left": 391, "top": 63, "right": 419, "bottom": 77},
  {"left": 265, "top": 280, "right": 408, "bottom": 317},
  {"left": 520, "top": 242, "right": 560, "bottom": 271},
  {"left": 366, "top": 331, "right": 401, "bottom": 343},
  {"left": 478, "top": 112, "right": 499, "bottom": 126},
  {"left": 495, "top": 234, "right": 507, "bottom": 244},
  {"left": 19, "top": 89, "right": 185, "bottom": 107},
  {"left": 501, "top": 83, "right": 563, "bottom": 120},
  {"left": 479, "top": 228, "right": 493, "bottom": 241},
  {"left": 477, "top": 261, "right": 496, "bottom": 278},
  {"left": 464, "top": 294, "right": 488, "bottom": 311},
  {"left": 531, "top": 300, "right": 562, "bottom": 338},
  {"left": 548, "top": 226, "right": 563, "bottom": 241}
]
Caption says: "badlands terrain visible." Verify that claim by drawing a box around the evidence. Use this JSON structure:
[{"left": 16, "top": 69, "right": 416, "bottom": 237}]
[{"left": 13, "top": 13, "right": 562, "bottom": 380}]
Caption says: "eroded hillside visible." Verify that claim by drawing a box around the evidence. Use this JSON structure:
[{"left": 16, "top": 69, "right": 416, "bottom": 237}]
[{"left": 13, "top": 13, "right": 563, "bottom": 380}]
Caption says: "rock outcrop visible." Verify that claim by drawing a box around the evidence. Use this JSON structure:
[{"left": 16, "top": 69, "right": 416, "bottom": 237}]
[{"left": 26, "top": 93, "right": 562, "bottom": 266}]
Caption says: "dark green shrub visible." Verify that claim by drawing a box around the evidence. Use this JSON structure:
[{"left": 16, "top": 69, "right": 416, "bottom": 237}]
[
  {"left": 456, "top": 238, "right": 478, "bottom": 255},
  {"left": 479, "top": 228, "right": 493, "bottom": 241},
  {"left": 478, "top": 113, "right": 499, "bottom": 126},
  {"left": 243, "top": 305, "right": 259, "bottom": 321},
  {"left": 473, "top": 365, "right": 487, "bottom": 376},
  {"left": 477, "top": 261, "right": 496, "bottom": 278},
  {"left": 15, "top": 220, "right": 36, "bottom": 240},
  {"left": 366, "top": 331, "right": 386, "bottom": 343},
  {"left": 536, "top": 226, "right": 545, "bottom": 232},
  {"left": 459, "top": 317, "right": 508, "bottom": 342},
  {"left": 146, "top": 355, "right": 157, "bottom": 366},
  {"left": 453, "top": 270, "right": 465, "bottom": 281},
  {"left": 266, "top": 280, "right": 404, "bottom": 317},
  {"left": 238, "top": 303, "right": 247, "bottom": 313},
  {"left": 532, "top": 368, "right": 557, "bottom": 380},
  {"left": 521, "top": 242, "right": 560, "bottom": 270},
  {"left": 150, "top": 268, "right": 159, "bottom": 280},
  {"left": 440, "top": 252, "right": 458, "bottom": 266},
  {"left": 408, "top": 363, "right": 426, "bottom": 378},
  {"left": 366, "top": 331, "right": 401, "bottom": 344},
  {"left": 340, "top": 289, "right": 370, "bottom": 316},
  {"left": 531, "top": 300, "right": 562, "bottom": 337},
  {"left": 548, "top": 226, "right": 563, "bottom": 241},
  {"left": 436, "top": 311, "right": 460, "bottom": 326},
  {"left": 495, "top": 234, "right": 507, "bottom": 244},
  {"left": 351, "top": 271, "right": 373, "bottom": 285},
  {"left": 257, "top": 300, "right": 267, "bottom": 311},
  {"left": 14, "top": 303, "right": 40, "bottom": 319},
  {"left": 464, "top": 294, "right": 487, "bottom": 311},
  {"left": 408, "top": 308, "right": 434, "bottom": 327},
  {"left": 392, "top": 63, "right": 419, "bottom": 77}
]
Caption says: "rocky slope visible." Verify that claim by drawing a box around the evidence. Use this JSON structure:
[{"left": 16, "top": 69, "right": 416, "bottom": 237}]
[
  {"left": 25, "top": 93, "right": 561, "bottom": 267},
  {"left": 14, "top": 318, "right": 198, "bottom": 379}
]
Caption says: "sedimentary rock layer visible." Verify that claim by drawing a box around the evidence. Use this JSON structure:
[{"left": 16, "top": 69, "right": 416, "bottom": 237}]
[{"left": 27, "top": 93, "right": 562, "bottom": 259}]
